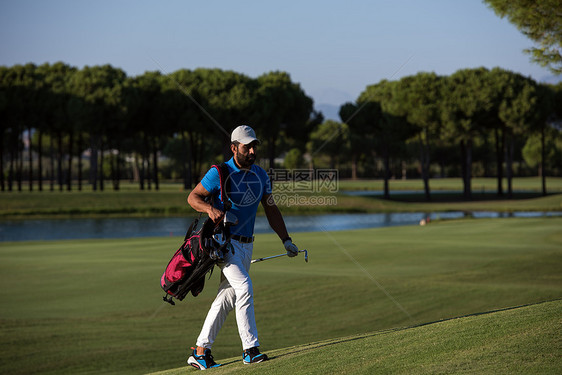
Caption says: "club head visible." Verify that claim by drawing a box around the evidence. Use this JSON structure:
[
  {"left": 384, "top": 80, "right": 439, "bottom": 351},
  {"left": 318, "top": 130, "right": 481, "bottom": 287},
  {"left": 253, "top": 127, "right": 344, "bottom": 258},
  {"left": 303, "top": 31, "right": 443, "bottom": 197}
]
[
  {"left": 303, "top": 249, "right": 308, "bottom": 262},
  {"left": 223, "top": 212, "right": 239, "bottom": 227}
]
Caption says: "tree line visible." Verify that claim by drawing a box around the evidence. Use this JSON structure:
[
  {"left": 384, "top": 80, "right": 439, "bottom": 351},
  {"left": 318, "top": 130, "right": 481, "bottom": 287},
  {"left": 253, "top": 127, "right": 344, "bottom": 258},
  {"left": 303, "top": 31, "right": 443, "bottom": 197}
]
[
  {"left": 0, "top": 63, "right": 316, "bottom": 192},
  {"left": 336, "top": 68, "right": 561, "bottom": 199},
  {"left": 1, "top": 63, "right": 561, "bottom": 200}
]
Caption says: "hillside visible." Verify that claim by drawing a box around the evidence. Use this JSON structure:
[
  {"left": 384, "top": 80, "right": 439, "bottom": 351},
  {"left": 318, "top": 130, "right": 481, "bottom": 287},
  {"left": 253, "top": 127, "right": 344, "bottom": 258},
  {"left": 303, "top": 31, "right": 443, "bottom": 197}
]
[{"left": 148, "top": 300, "right": 561, "bottom": 375}]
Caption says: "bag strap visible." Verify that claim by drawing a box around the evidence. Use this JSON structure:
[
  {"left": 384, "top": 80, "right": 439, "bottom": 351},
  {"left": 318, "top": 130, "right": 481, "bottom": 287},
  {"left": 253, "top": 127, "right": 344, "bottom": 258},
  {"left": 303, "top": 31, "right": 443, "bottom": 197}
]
[
  {"left": 211, "top": 162, "right": 231, "bottom": 212},
  {"left": 184, "top": 215, "right": 202, "bottom": 241}
]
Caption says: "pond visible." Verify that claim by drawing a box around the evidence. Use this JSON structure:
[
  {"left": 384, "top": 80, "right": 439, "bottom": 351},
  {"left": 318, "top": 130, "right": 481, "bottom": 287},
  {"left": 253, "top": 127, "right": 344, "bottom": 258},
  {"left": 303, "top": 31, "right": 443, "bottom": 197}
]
[{"left": 1, "top": 211, "right": 560, "bottom": 242}]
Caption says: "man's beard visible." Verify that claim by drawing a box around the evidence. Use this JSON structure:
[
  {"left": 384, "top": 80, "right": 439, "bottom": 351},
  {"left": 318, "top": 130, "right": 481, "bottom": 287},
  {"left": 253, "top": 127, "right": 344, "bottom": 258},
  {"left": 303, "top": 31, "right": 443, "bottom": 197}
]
[{"left": 235, "top": 151, "right": 255, "bottom": 168}]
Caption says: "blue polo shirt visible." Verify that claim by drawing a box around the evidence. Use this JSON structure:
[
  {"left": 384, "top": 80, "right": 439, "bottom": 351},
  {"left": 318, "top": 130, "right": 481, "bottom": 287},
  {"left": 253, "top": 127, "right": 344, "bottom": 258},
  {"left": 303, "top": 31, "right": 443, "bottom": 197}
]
[{"left": 200, "top": 157, "right": 272, "bottom": 237}]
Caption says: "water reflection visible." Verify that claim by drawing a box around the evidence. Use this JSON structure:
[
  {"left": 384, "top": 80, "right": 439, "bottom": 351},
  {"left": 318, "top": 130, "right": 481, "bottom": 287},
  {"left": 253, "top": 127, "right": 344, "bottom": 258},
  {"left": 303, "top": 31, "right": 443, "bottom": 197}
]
[{"left": 1, "top": 211, "right": 560, "bottom": 242}]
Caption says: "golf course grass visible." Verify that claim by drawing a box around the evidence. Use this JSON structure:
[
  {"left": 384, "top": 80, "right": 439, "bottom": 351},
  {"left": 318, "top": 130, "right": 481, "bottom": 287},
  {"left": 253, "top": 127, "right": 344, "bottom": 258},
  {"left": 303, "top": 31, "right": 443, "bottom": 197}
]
[
  {"left": 150, "top": 299, "right": 561, "bottom": 375},
  {"left": 1, "top": 217, "right": 560, "bottom": 374}
]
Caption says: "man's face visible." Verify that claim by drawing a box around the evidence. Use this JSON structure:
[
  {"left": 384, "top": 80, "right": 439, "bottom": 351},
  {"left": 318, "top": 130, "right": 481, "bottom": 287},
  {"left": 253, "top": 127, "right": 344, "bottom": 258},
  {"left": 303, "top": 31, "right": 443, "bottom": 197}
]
[{"left": 232, "top": 141, "right": 258, "bottom": 168}]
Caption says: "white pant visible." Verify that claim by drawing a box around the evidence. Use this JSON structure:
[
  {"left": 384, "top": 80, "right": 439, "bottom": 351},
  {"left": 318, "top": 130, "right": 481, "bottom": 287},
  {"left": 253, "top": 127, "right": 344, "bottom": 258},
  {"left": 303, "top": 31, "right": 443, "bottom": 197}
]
[{"left": 196, "top": 240, "right": 259, "bottom": 350}]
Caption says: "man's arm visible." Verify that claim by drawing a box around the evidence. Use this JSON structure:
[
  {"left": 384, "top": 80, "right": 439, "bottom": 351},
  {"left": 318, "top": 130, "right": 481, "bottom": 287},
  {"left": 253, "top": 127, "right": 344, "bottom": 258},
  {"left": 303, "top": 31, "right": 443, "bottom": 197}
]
[
  {"left": 261, "top": 193, "right": 289, "bottom": 240},
  {"left": 188, "top": 183, "right": 224, "bottom": 222},
  {"left": 261, "top": 193, "right": 298, "bottom": 257}
]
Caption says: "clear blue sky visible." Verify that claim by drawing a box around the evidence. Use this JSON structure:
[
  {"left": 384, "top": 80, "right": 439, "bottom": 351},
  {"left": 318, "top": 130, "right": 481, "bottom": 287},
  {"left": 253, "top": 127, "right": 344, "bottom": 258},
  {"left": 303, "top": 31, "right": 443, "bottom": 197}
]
[{"left": 1, "top": 0, "right": 559, "bottom": 107}]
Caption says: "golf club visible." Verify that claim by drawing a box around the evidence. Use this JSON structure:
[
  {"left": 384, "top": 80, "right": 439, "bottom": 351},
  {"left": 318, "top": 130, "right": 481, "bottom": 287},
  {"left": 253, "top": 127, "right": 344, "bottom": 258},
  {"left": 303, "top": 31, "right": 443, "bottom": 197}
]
[
  {"left": 251, "top": 249, "right": 308, "bottom": 264},
  {"left": 223, "top": 211, "right": 239, "bottom": 227}
]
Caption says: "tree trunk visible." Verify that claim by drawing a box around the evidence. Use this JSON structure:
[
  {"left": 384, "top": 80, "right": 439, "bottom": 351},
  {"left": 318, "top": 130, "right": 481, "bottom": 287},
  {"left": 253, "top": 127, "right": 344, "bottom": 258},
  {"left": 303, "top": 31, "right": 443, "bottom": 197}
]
[
  {"left": 90, "top": 135, "right": 98, "bottom": 191},
  {"left": 268, "top": 135, "right": 276, "bottom": 170},
  {"left": 495, "top": 128, "right": 503, "bottom": 196},
  {"left": 466, "top": 138, "right": 473, "bottom": 200},
  {"left": 460, "top": 139, "right": 472, "bottom": 200},
  {"left": 67, "top": 131, "right": 73, "bottom": 191},
  {"left": 110, "top": 152, "right": 115, "bottom": 190},
  {"left": 541, "top": 126, "right": 547, "bottom": 196},
  {"left": 17, "top": 132, "right": 23, "bottom": 192},
  {"left": 50, "top": 135, "right": 55, "bottom": 191},
  {"left": 383, "top": 147, "right": 390, "bottom": 200},
  {"left": 8, "top": 144, "right": 14, "bottom": 192},
  {"left": 182, "top": 131, "right": 192, "bottom": 189},
  {"left": 153, "top": 139, "right": 159, "bottom": 191},
  {"left": 111, "top": 151, "right": 119, "bottom": 191},
  {"left": 351, "top": 154, "right": 358, "bottom": 180},
  {"left": 136, "top": 154, "right": 144, "bottom": 190},
  {"left": 115, "top": 152, "right": 121, "bottom": 191},
  {"left": 57, "top": 132, "right": 64, "bottom": 191},
  {"left": 506, "top": 133, "right": 514, "bottom": 199},
  {"left": 28, "top": 126, "right": 33, "bottom": 191},
  {"left": 37, "top": 130, "right": 43, "bottom": 191},
  {"left": 0, "top": 130, "right": 4, "bottom": 191},
  {"left": 482, "top": 133, "right": 490, "bottom": 177},
  {"left": 78, "top": 133, "right": 83, "bottom": 191},
  {"left": 143, "top": 133, "right": 151, "bottom": 190},
  {"left": 419, "top": 131, "right": 431, "bottom": 202},
  {"left": 99, "top": 145, "right": 104, "bottom": 192},
  {"left": 189, "top": 132, "right": 201, "bottom": 186},
  {"left": 146, "top": 152, "right": 151, "bottom": 191}
]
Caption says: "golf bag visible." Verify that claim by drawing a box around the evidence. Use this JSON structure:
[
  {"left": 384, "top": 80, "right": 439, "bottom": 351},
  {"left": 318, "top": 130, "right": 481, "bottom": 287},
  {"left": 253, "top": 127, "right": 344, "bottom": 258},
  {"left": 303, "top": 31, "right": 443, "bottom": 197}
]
[{"left": 160, "top": 163, "right": 232, "bottom": 305}]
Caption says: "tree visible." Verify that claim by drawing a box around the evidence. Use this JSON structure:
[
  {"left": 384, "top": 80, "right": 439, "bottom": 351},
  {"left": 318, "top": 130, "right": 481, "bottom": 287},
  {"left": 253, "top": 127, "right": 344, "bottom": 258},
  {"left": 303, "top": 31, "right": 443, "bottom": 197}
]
[
  {"left": 159, "top": 70, "right": 199, "bottom": 189},
  {"left": 307, "top": 120, "right": 350, "bottom": 169},
  {"left": 284, "top": 148, "right": 304, "bottom": 170},
  {"left": 510, "top": 81, "right": 555, "bottom": 195},
  {"left": 0, "top": 64, "right": 39, "bottom": 192},
  {"left": 126, "top": 71, "right": 167, "bottom": 190},
  {"left": 0, "top": 67, "right": 6, "bottom": 191},
  {"left": 484, "top": 0, "right": 562, "bottom": 74},
  {"left": 394, "top": 72, "right": 444, "bottom": 201},
  {"left": 485, "top": 68, "right": 513, "bottom": 196},
  {"left": 339, "top": 102, "right": 373, "bottom": 180},
  {"left": 441, "top": 68, "right": 496, "bottom": 199},
  {"left": 70, "top": 65, "right": 126, "bottom": 191},
  {"left": 39, "top": 63, "right": 80, "bottom": 192},
  {"left": 522, "top": 129, "right": 560, "bottom": 179},
  {"left": 358, "top": 80, "right": 413, "bottom": 198},
  {"left": 165, "top": 68, "right": 233, "bottom": 186},
  {"left": 496, "top": 73, "right": 546, "bottom": 197},
  {"left": 195, "top": 68, "right": 255, "bottom": 163},
  {"left": 253, "top": 71, "right": 313, "bottom": 169}
]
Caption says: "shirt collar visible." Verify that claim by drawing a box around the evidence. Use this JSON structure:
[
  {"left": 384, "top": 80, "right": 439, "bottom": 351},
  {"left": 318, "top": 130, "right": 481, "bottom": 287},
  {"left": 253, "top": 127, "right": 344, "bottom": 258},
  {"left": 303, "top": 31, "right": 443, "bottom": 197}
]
[
  {"left": 227, "top": 156, "right": 257, "bottom": 173},
  {"left": 226, "top": 157, "right": 241, "bottom": 173}
]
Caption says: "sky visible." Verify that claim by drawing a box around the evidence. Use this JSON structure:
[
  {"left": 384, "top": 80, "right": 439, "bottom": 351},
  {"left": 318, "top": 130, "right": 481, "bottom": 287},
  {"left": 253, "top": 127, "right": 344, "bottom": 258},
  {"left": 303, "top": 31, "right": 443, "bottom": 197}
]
[{"left": 1, "top": 0, "right": 559, "bottom": 114}]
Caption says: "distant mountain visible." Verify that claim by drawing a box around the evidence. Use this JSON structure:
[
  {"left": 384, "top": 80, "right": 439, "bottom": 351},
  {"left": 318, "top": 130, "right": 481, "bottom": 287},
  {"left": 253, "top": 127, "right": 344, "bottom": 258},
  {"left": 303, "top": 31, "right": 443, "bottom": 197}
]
[
  {"left": 315, "top": 103, "right": 341, "bottom": 121},
  {"left": 311, "top": 87, "right": 354, "bottom": 121}
]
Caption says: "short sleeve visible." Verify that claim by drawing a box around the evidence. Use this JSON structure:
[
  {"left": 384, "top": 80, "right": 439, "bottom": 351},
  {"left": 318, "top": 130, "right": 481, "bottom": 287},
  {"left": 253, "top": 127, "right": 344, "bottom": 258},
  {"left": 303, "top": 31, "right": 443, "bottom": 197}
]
[{"left": 200, "top": 166, "right": 220, "bottom": 195}]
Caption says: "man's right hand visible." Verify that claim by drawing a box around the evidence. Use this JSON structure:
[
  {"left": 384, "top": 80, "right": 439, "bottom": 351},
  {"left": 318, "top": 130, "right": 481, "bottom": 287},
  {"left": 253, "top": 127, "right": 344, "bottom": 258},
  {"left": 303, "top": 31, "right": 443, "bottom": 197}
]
[
  {"left": 207, "top": 206, "right": 224, "bottom": 223},
  {"left": 284, "top": 239, "right": 299, "bottom": 257},
  {"left": 188, "top": 183, "right": 224, "bottom": 223}
]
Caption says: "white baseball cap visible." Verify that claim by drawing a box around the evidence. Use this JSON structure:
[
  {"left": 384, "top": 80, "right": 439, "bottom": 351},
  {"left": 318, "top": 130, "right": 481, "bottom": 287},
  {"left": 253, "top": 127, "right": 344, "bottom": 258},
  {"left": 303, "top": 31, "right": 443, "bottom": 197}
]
[{"left": 231, "top": 125, "right": 260, "bottom": 145}]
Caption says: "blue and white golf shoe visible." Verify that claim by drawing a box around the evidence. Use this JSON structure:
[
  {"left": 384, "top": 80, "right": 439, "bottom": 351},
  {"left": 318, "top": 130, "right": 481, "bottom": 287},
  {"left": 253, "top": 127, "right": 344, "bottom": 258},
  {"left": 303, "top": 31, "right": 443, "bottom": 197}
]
[{"left": 187, "top": 348, "right": 222, "bottom": 370}]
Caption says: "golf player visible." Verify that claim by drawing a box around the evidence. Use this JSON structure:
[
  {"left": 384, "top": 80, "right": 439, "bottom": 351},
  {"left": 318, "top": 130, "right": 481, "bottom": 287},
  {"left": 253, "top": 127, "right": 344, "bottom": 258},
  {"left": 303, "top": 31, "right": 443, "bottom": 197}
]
[{"left": 186, "top": 125, "right": 299, "bottom": 369}]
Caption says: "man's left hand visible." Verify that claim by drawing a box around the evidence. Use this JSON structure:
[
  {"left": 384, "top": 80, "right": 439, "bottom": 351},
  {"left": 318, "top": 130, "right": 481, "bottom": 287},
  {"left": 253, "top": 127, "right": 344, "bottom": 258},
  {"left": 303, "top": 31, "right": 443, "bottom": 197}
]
[{"left": 284, "top": 239, "right": 298, "bottom": 257}]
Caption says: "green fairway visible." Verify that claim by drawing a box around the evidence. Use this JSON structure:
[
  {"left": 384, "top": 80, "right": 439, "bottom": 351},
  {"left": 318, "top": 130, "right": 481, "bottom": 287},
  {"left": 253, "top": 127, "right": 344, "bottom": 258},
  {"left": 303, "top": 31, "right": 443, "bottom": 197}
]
[
  {"left": 151, "top": 300, "right": 562, "bottom": 375},
  {"left": 0, "top": 217, "right": 561, "bottom": 374}
]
